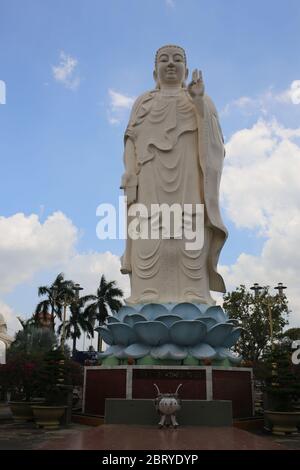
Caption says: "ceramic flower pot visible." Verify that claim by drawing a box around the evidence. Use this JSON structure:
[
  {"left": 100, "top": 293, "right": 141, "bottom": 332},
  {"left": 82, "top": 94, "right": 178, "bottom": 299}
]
[
  {"left": 31, "top": 405, "right": 67, "bottom": 429},
  {"left": 264, "top": 410, "right": 300, "bottom": 435},
  {"left": 9, "top": 401, "right": 45, "bottom": 422}
]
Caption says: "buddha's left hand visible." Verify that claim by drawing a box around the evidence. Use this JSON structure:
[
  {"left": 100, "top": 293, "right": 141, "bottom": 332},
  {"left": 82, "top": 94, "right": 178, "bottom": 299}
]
[{"left": 188, "top": 69, "right": 205, "bottom": 98}]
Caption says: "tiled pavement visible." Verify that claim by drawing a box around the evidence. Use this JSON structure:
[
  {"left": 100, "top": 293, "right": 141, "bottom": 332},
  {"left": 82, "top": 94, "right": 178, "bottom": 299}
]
[
  {"left": 36, "top": 424, "right": 288, "bottom": 450},
  {"left": 1, "top": 405, "right": 299, "bottom": 450}
]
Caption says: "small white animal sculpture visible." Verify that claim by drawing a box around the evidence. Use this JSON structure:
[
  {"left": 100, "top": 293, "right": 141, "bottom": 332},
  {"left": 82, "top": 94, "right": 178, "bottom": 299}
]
[{"left": 154, "top": 383, "right": 182, "bottom": 429}]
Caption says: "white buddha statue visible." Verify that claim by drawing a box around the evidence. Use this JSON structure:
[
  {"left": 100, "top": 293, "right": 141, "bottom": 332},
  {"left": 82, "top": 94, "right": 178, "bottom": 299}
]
[{"left": 120, "top": 45, "right": 227, "bottom": 306}]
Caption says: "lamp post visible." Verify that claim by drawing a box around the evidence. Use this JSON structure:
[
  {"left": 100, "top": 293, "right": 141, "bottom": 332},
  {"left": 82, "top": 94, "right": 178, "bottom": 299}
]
[
  {"left": 250, "top": 282, "right": 287, "bottom": 351},
  {"left": 50, "top": 284, "right": 58, "bottom": 330},
  {"left": 60, "top": 283, "right": 83, "bottom": 351},
  {"left": 71, "top": 283, "right": 83, "bottom": 355},
  {"left": 73, "top": 283, "right": 83, "bottom": 302},
  {"left": 251, "top": 282, "right": 287, "bottom": 390},
  {"left": 60, "top": 294, "right": 69, "bottom": 351}
]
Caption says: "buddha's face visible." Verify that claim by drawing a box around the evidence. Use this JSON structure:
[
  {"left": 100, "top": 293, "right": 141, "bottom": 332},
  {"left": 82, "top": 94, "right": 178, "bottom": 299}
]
[{"left": 154, "top": 46, "right": 188, "bottom": 88}]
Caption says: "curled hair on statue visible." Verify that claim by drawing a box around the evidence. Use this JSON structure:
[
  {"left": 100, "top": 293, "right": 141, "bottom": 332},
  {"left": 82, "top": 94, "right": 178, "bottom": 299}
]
[{"left": 155, "top": 44, "right": 187, "bottom": 67}]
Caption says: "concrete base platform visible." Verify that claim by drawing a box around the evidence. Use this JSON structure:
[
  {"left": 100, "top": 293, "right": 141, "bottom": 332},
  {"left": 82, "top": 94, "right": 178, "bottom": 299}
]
[
  {"left": 84, "top": 365, "right": 254, "bottom": 418},
  {"left": 105, "top": 399, "right": 232, "bottom": 426}
]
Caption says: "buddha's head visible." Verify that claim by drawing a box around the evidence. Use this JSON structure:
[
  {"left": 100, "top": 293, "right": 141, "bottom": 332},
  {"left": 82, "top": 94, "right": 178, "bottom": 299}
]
[{"left": 154, "top": 44, "right": 188, "bottom": 89}]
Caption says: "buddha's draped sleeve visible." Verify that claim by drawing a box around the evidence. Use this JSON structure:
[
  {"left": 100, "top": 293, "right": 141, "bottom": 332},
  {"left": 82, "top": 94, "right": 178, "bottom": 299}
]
[
  {"left": 197, "top": 94, "right": 228, "bottom": 292},
  {"left": 124, "top": 91, "right": 155, "bottom": 144},
  {"left": 121, "top": 91, "right": 155, "bottom": 191}
]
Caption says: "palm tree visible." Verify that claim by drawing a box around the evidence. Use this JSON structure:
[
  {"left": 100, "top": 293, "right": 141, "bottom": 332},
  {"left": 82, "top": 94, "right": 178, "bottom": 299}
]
[
  {"left": 57, "top": 298, "right": 94, "bottom": 355},
  {"left": 35, "top": 273, "right": 75, "bottom": 330},
  {"left": 83, "top": 275, "right": 124, "bottom": 351}
]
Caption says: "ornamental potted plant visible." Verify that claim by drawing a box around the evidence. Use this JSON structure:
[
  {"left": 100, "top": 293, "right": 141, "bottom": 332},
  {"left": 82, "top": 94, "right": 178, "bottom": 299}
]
[
  {"left": 0, "top": 353, "right": 45, "bottom": 422},
  {"left": 31, "top": 348, "right": 69, "bottom": 429},
  {"left": 264, "top": 342, "right": 300, "bottom": 435},
  {"left": 1, "top": 323, "right": 57, "bottom": 422},
  {"left": 31, "top": 348, "right": 83, "bottom": 429}
]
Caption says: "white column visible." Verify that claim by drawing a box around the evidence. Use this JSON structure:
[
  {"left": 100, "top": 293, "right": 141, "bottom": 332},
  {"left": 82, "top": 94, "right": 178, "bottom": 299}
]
[
  {"left": 82, "top": 367, "right": 87, "bottom": 413},
  {"left": 206, "top": 366, "right": 213, "bottom": 400},
  {"left": 250, "top": 368, "right": 255, "bottom": 416},
  {"left": 126, "top": 366, "right": 133, "bottom": 399}
]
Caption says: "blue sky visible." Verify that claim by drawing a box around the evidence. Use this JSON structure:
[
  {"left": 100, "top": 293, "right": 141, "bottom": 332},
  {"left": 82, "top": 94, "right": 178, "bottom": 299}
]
[{"left": 1, "top": 0, "right": 300, "bottom": 343}]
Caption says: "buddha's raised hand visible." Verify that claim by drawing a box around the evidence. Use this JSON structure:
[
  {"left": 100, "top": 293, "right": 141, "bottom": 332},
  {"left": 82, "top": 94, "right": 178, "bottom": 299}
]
[{"left": 188, "top": 69, "right": 205, "bottom": 98}]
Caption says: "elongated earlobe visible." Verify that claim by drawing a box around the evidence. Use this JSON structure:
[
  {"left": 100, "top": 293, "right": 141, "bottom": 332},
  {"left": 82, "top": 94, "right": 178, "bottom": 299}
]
[{"left": 153, "top": 70, "right": 160, "bottom": 89}]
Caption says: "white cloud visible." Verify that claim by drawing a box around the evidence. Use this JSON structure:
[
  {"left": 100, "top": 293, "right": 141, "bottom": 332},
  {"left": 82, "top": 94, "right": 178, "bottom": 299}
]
[
  {"left": 109, "top": 89, "right": 135, "bottom": 110},
  {"left": 0, "top": 212, "right": 78, "bottom": 293},
  {"left": 166, "top": 0, "right": 175, "bottom": 7},
  {"left": 222, "top": 96, "right": 258, "bottom": 116},
  {"left": 277, "top": 80, "right": 300, "bottom": 105},
  {"left": 107, "top": 89, "right": 136, "bottom": 125},
  {"left": 52, "top": 51, "right": 80, "bottom": 90},
  {"left": 62, "top": 250, "right": 130, "bottom": 351},
  {"left": 0, "top": 79, "right": 6, "bottom": 105},
  {"left": 222, "top": 81, "right": 300, "bottom": 117},
  {"left": 222, "top": 119, "right": 300, "bottom": 231},
  {"left": 221, "top": 118, "right": 300, "bottom": 327},
  {"left": 63, "top": 251, "right": 130, "bottom": 300},
  {"left": 0, "top": 211, "right": 130, "bottom": 341}
]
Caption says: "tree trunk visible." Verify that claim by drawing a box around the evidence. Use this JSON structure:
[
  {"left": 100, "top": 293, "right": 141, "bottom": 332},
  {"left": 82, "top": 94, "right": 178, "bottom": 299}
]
[
  {"left": 97, "top": 331, "right": 103, "bottom": 352},
  {"left": 51, "top": 303, "right": 55, "bottom": 331},
  {"left": 72, "top": 335, "right": 77, "bottom": 356}
]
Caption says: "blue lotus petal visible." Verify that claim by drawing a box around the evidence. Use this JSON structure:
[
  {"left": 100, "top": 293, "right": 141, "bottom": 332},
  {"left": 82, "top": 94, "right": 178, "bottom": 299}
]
[
  {"left": 170, "top": 320, "right": 207, "bottom": 346},
  {"left": 106, "top": 316, "right": 120, "bottom": 324},
  {"left": 98, "top": 344, "right": 123, "bottom": 357},
  {"left": 133, "top": 321, "right": 169, "bottom": 346},
  {"left": 205, "top": 323, "right": 233, "bottom": 347},
  {"left": 155, "top": 315, "right": 182, "bottom": 327},
  {"left": 215, "top": 347, "right": 242, "bottom": 364},
  {"left": 123, "top": 314, "right": 147, "bottom": 327},
  {"left": 151, "top": 343, "right": 188, "bottom": 360},
  {"left": 95, "top": 326, "right": 114, "bottom": 346},
  {"left": 195, "top": 316, "right": 217, "bottom": 330},
  {"left": 226, "top": 319, "right": 240, "bottom": 325},
  {"left": 222, "top": 327, "right": 243, "bottom": 348},
  {"left": 124, "top": 343, "right": 151, "bottom": 359},
  {"left": 189, "top": 343, "right": 216, "bottom": 359},
  {"left": 115, "top": 305, "right": 138, "bottom": 322},
  {"left": 114, "top": 347, "right": 129, "bottom": 359},
  {"left": 171, "top": 303, "right": 201, "bottom": 320},
  {"left": 107, "top": 323, "right": 137, "bottom": 346},
  {"left": 204, "top": 306, "right": 227, "bottom": 323},
  {"left": 140, "top": 304, "right": 169, "bottom": 321}
]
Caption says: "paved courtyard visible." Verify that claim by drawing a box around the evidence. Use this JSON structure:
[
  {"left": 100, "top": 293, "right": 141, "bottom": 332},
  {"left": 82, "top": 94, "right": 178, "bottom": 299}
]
[{"left": 1, "top": 404, "right": 300, "bottom": 450}]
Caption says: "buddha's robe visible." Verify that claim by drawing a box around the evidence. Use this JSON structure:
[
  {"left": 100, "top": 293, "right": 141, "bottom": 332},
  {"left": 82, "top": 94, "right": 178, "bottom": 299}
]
[{"left": 121, "top": 88, "right": 227, "bottom": 305}]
